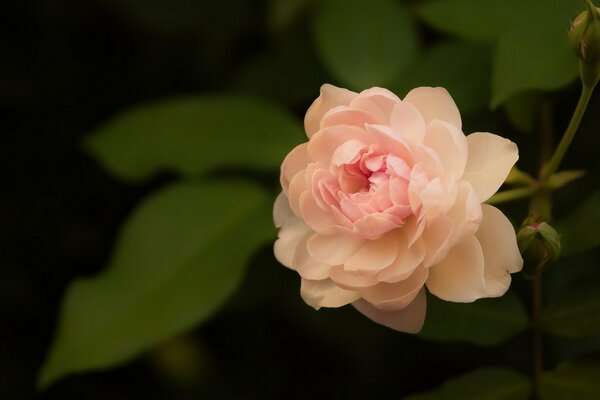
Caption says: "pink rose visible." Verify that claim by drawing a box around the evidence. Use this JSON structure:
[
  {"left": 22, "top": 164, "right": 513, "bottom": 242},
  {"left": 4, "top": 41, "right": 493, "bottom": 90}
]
[{"left": 274, "top": 84, "right": 523, "bottom": 333}]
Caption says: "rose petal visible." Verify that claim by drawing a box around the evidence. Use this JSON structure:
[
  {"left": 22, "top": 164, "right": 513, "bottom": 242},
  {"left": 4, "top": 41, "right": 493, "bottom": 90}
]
[
  {"left": 280, "top": 143, "right": 311, "bottom": 193},
  {"left": 424, "top": 120, "right": 468, "bottom": 178},
  {"left": 300, "top": 278, "right": 360, "bottom": 309},
  {"left": 421, "top": 215, "right": 456, "bottom": 268},
  {"left": 476, "top": 204, "right": 523, "bottom": 297},
  {"left": 321, "top": 106, "right": 377, "bottom": 131},
  {"left": 329, "top": 266, "right": 379, "bottom": 289},
  {"left": 403, "top": 87, "right": 462, "bottom": 130},
  {"left": 306, "top": 233, "right": 365, "bottom": 265},
  {"left": 294, "top": 235, "right": 334, "bottom": 280},
  {"left": 273, "top": 192, "right": 293, "bottom": 228},
  {"left": 446, "top": 181, "right": 482, "bottom": 242},
  {"left": 377, "top": 237, "right": 426, "bottom": 283},
  {"left": 350, "top": 87, "right": 401, "bottom": 124},
  {"left": 305, "top": 84, "right": 357, "bottom": 138},
  {"left": 343, "top": 232, "right": 400, "bottom": 273},
  {"left": 360, "top": 266, "right": 428, "bottom": 311},
  {"left": 274, "top": 217, "right": 312, "bottom": 268},
  {"left": 365, "top": 124, "right": 414, "bottom": 163},
  {"left": 353, "top": 213, "right": 400, "bottom": 239},
  {"left": 389, "top": 101, "right": 427, "bottom": 145},
  {"left": 352, "top": 289, "right": 427, "bottom": 333},
  {"left": 299, "top": 191, "right": 339, "bottom": 234},
  {"left": 331, "top": 139, "right": 368, "bottom": 166},
  {"left": 462, "top": 132, "right": 519, "bottom": 202},
  {"left": 426, "top": 235, "right": 486, "bottom": 302},
  {"left": 308, "top": 125, "right": 371, "bottom": 165}
]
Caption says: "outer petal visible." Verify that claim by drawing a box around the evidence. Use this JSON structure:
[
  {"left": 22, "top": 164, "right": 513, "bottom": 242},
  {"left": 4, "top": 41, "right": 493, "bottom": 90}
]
[
  {"left": 389, "top": 101, "right": 426, "bottom": 145},
  {"left": 350, "top": 87, "right": 401, "bottom": 124},
  {"left": 359, "top": 266, "right": 428, "bottom": 311},
  {"left": 280, "top": 143, "right": 310, "bottom": 193},
  {"left": 306, "top": 233, "right": 365, "bottom": 265},
  {"left": 305, "top": 84, "right": 357, "bottom": 138},
  {"left": 343, "top": 232, "right": 400, "bottom": 273},
  {"left": 462, "top": 132, "right": 519, "bottom": 202},
  {"left": 300, "top": 278, "right": 360, "bottom": 309},
  {"left": 274, "top": 218, "right": 312, "bottom": 268},
  {"left": 424, "top": 120, "right": 468, "bottom": 179},
  {"left": 404, "top": 87, "right": 462, "bottom": 130},
  {"left": 476, "top": 204, "right": 523, "bottom": 297},
  {"left": 273, "top": 192, "right": 294, "bottom": 228},
  {"left": 352, "top": 289, "right": 427, "bottom": 333},
  {"left": 426, "top": 235, "right": 486, "bottom": 302}
]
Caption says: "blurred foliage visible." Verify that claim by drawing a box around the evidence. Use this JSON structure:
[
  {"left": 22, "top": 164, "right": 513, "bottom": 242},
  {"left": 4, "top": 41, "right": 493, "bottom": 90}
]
[{"left": 1, "top": 0, "right": 598, "bottom": 398}]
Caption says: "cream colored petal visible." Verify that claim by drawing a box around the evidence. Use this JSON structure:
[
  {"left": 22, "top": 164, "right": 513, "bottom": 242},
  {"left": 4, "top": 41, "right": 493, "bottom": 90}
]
[
  {"left": 377, "top": 237, "right": 426, "bottom": 283},
  {"left": 426, "top": 235, "right": 486, "bottom": 302},
  {"left": 306, "top": 233, "right": 365, "bottom": 265},
  {"left": 365, "top": 124, "right": 414, "bottom": 163},
  {"left": 476, "top": 204, "right": 523, "bottom": 297},
  {"left": 352, "top": 289, "right": 427, "bottom": 333},
  {"left": 299, "top": 191, "right": 338, "bottom": 234},
  {"left": 343, "top": 232, "right": 400, "bottom": 273},
  {"left": 273, "top": 192, "right": 293, "bottom": 228},
  {"left": 424, "top": 120, "right": 468, "bottom": 178},
  {"left": 389, "top": 101, "right": 426, "bottom": 145},
  {"left": 360, "top": 266, "right": 428, "bottom": 311},
  {"left": 403, "top": 87, "right": 462, "bottom": 130},
  {"left": 421, "top": 215, "right": 455, "bottom": 267},
  {"left": 329, "top": 265, "right": 379, "bottom": 289},
  {"left": 305, "top": 84, "right": 357, "bottom": 138},
  {"left": 350, "top": 87, "right": 402, "bottom": 124},
  {"left": 280, "top": 143, "right": 310, "bottom": 193},
  {"left": 320, "top": 106, "right": 377, "bottom": 131},
  {"left": 300, "top": 278, "right": 360, "bottom": 309},
  {"left": 274, "top": 217, "right": 312, "bottom": 269},
  {"left": 293, "top": 235, "right": 334, "bottom": 280},
  {"left": 445, "top": 181, "right": 482, "bottom": 243},
  {"left": 307, "top": 125, "right": 371, "bottom": 165},
  {"left": 462, "top": 132, "right": 519, "bottom": 202}
]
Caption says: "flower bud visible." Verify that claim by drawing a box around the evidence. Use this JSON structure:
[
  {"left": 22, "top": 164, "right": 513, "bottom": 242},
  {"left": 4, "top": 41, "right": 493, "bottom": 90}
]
[
  {"left": 569, "top": 0, "right": 600, "bottom": 86},
  {"left": 517, "top": 220, "right": 561, "bottom": 279}
]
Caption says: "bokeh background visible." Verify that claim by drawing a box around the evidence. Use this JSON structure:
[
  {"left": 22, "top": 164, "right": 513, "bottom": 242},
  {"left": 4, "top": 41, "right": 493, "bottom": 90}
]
[{"left": 2, "top": 0, "right": 599, "bottom": 399}]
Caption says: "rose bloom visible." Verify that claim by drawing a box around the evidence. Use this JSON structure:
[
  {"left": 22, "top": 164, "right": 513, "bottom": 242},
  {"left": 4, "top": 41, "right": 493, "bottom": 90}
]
[{"left": 274, "top": 84, "right": 523, "bottom": 333}]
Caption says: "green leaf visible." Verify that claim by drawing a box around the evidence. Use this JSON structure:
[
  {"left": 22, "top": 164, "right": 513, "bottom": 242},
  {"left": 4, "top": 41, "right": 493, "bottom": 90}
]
[
  {"left": 390, "top": 41, "right": 492, "bottom": 115},
  {"left": 313, "top": 0, "right": 417, "bottom": 89},
  {"left": 38, "top": 180, "right": 274, "bottom": 389},
  {"left": 555, "top": 190, "right": 600, "bottom": 256},
  {"left": 405, "top": 367, "right": 531, "bottom": 400},
  {"left": 418, "top": 0, "right": 534, "bottom": 42},
  {"left": 540, "top": 362, "right": 600, "bottom": 400},
  {"left": 542, "top": 280, "right": 600, "bottom": 338},
  {"left": 491, "top": 22, "right": 577, "bottom": 108},
  {"left": 419, "top": 291, "right": 528, "bottom": 346},
  {"left": 85, "top": 96, "right": 304, "bottom": 181}
]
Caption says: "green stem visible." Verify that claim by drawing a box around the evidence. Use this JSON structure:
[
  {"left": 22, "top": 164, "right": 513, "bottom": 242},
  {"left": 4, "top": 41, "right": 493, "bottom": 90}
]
[
  {"left": 542, "top": 84, "right": 594, "bottom": 181},
  {"left": 485, "top": 187, "right": 534, "bottom": 205}
]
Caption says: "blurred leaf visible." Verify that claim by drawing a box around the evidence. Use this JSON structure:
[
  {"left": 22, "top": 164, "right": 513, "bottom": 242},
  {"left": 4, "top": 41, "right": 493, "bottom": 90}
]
[
  {"left": 418, "top": 0, "right": 532, "bottom": 42},
  {"left": 38, "top": 180, "right": 274, "bottom": 388},
  {"left": 555, "top": 190, "right": 600, "bottom": 256},
  {"left": 419, "top": 291, "right": 528, "bottom": 346},
  {"left": 85, "top": 96, "right": 303, "bottom": 181},
  {"left": 268, "top": 0, "right": 312, "bottom": 32},
  {"left": 542, "top": 280, "right": 600, "bottom": 338},
  {"left": 390, "top": 41, "right": 492, "bottom": 115},
  {"left": 232, "top": 36, "right": 327, "bottom": 107},
  {"left": 405, "top": 367, "right": 531, "bottom": 400},
  {"left": 540, "top": 361, "right": 600, "bottom": 400},
  {"left": 504, "top": 91, "right": 541, "bottom": 134},
  {"left": 313, "top": 0, "right": 417, "bottom": 89},
  {"left": 491, "top": 22, "right": 577, "bottom": 108},
  {"left": 101, "top": 0, "right": 254, "bottom": 36}
]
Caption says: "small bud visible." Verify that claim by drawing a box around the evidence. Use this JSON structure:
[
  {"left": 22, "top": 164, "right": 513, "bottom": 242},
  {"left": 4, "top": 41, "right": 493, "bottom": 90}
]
[
  {"left": 569, "top": 0, "right": 600, "bottom": 87},
  {"left": 517, "top": 220, "right": 561, "bottom": 279}
]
